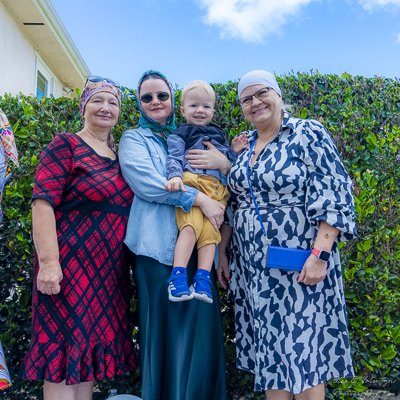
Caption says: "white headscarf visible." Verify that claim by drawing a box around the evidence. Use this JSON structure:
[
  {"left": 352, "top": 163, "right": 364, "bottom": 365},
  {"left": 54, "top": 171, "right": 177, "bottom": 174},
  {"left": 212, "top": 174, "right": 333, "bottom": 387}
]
[{"left": 238, "top": 70, "right": 282, "bottom": 99}]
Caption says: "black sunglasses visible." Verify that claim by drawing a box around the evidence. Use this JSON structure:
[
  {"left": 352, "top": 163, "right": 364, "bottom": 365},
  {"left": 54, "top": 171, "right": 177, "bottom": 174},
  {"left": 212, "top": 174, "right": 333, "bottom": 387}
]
[
  {"left": 85, "top": 75, "right": 120, "bottom": 88},
  {"left": 140, "top": 92, "right": 170, "bottom": 104}
]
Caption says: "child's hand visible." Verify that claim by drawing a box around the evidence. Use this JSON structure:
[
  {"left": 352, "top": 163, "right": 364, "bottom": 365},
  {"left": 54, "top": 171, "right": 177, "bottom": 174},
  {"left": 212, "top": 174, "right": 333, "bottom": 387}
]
[
  {"left": 165, "top": 176, "right": 186, "bottom": 192},
  {"left": 231, "top": 132, "right": 249, "bottom": 152}
]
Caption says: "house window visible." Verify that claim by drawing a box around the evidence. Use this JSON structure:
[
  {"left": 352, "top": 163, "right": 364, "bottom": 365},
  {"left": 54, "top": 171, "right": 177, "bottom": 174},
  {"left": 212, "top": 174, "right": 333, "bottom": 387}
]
[
  {"left": 35, "top": 53, "right": 55, "bottom": 98},
  {"left": 36, "top": 70, "right": 48, "bottom": 99}
]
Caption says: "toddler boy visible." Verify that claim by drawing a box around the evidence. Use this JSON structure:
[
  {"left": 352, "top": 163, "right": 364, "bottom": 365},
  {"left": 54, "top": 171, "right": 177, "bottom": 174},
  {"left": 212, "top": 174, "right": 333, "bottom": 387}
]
[{"left": 165, "top": 80, "right": 247, "bottom": 303}]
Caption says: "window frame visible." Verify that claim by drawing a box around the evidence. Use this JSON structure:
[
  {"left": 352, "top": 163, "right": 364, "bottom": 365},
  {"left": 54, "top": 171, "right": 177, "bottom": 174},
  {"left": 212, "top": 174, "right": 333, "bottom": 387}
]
[{"left": 34, "top": 52, "right": 56, "bottom": 98}]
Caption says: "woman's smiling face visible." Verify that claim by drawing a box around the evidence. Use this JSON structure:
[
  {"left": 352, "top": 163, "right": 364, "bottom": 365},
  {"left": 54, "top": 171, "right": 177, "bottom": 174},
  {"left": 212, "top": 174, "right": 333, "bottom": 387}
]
[
  {"left": 83, "top": 92, "right": 120, "bottom": 131},
  {"left": 139, "top": 78, "right": 172, "bottom": 126},
  {"left": 240, "top": 84, "right": 282, "bottom": 129}
]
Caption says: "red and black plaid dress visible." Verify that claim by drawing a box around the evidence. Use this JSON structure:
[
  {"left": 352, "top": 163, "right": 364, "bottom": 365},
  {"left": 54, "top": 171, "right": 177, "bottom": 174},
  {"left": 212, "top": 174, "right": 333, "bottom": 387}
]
[{"left": 19, "top": 133, "right": 136, "bottom": 384}]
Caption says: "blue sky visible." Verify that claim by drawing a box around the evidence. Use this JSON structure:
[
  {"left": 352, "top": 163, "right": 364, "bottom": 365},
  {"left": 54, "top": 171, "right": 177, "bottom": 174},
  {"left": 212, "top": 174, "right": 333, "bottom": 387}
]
[{"left": 50, "top": 0, "right": 400, "bottom": 90}]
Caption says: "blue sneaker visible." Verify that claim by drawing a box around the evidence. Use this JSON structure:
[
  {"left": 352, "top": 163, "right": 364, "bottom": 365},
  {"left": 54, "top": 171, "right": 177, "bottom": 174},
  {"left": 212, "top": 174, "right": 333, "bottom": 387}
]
[
  {"left": 191, "top": 270, "right": 213, "bottom": 304},
  {"left": 167, "top": 267, "right": 193, "bottom": 302}
]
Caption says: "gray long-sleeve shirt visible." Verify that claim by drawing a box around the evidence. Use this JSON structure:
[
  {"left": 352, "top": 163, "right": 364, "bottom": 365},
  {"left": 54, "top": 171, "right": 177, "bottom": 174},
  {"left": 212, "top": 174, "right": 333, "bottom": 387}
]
[{"left": 166, "top": 123, "right": 238, "bottom": 181}]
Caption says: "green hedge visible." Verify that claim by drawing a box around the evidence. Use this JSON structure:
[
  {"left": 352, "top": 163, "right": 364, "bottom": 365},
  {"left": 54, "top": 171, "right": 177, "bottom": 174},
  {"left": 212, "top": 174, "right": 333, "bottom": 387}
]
[{"left": 0, "top": 72, "right": 399, "bottom": 399}]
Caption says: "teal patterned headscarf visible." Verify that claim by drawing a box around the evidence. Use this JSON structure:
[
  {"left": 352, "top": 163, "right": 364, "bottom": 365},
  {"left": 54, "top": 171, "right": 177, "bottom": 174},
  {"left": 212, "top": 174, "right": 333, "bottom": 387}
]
[{"left": 137, "top": 70, "right": 176, "bottom": 140}]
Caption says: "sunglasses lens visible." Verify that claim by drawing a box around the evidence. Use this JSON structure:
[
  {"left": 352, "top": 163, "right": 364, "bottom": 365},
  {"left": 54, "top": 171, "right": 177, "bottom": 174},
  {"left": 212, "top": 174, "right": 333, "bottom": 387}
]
[
  {"left": 158, "top": 92, "right": 170, "bottom": 102},
  {"left": 87, "top": 75, "right": 103, "bottom": 83},
  {"left": 106, "top": 78, "right": 120, "bottom": 88},
  {"left": 141, "top": 94, "right": 153, "bottom": 103}
]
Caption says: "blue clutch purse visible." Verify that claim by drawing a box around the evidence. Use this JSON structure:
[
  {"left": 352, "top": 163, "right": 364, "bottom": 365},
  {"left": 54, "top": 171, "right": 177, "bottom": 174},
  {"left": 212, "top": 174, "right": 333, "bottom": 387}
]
[{"left": 266, "top": 246, "right": 311, "bottom": 271}]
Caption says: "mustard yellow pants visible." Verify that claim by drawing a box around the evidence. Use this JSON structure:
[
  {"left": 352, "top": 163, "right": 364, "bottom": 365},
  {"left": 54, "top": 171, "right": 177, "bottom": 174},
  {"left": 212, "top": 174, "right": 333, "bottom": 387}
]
[{"left": 176, "top": 171, "right": 230, "bottom": 249}]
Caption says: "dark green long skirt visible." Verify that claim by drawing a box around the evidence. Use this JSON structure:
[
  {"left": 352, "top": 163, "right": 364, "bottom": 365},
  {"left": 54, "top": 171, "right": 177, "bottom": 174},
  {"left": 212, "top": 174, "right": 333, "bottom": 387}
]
[{"left": 135, "top": 254, "right": 226, "bottom": 400}]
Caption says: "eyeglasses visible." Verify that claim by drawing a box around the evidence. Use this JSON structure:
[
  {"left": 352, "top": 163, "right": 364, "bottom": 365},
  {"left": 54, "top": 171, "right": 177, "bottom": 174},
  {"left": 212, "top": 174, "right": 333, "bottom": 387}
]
[
  {"left": 239, "top": 87, "right": 272, "bottom": 107},
  {"left": 85, "top": 75, "right": 120, "bottom": 88},
  {"left": 140, "top": 92, "right": 170, "bottom": 104}
]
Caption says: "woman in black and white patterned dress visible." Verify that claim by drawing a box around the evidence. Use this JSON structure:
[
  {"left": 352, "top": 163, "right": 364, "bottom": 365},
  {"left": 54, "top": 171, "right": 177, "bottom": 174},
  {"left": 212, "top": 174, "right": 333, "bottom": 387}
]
[{"left": 217, "top": 70, "right": 357, "bottom": 400}]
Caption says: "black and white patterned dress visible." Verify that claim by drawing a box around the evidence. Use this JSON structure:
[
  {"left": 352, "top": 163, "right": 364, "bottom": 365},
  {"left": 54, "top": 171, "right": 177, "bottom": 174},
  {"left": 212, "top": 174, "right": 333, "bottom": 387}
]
[{"left": 227, "top": 112, "right": 357, "bottom": 394}]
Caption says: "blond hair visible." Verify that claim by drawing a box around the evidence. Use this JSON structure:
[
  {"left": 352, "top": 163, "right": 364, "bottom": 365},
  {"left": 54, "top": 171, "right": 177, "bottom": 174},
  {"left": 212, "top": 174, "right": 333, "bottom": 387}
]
[{"left": 181, "top": 80, "right": 215, "bottom": 106}]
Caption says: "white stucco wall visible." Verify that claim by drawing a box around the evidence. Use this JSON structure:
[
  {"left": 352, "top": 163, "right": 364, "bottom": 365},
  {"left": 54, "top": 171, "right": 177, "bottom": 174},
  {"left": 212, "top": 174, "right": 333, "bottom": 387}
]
[
  {"left": 53, "top": 78, "right": 64, "bottom": 98},
  {"left": 0, "top": 1, "right": 64, "bottom": 97}
]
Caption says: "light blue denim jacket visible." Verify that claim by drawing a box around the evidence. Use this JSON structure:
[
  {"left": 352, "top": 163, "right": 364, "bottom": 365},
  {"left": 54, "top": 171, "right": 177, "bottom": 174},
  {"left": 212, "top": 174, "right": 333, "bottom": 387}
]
[{"left": 119, "top": 127, "right": 199, "bottom": 265}]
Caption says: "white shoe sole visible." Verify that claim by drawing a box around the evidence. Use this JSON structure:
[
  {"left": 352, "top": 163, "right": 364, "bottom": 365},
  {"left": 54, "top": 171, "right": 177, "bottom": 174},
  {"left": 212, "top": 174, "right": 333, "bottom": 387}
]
[
  {"left": 190, "top": 285, "right": 213, "bottom": 303},
  {"left": 168, "top": 286, "right": 193, "bottom": 302},
  {"left": 193, "top": 292, "right": 213, "bottom": 303}
]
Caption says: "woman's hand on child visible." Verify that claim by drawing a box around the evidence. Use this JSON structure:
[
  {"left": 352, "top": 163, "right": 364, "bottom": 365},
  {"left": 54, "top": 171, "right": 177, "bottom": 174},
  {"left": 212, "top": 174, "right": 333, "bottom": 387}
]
[
  {"left": 186, "top": 141, "right": 231, "bottom": 175},
  {"left": 231, "top": 132, "right": 249, "bottom": 153},
  {"left": 193, "top": 192, "right": 225, "bottom": 231},
  {"left": 165, "top": 177, "right": 187, "bottom": 192}
]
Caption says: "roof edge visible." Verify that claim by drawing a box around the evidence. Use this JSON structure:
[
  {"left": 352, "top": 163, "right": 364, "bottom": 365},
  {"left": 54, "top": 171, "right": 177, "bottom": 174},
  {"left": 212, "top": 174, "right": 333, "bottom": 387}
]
[{"left": 33, "top": 0, "right": 91, "bottom": 81}]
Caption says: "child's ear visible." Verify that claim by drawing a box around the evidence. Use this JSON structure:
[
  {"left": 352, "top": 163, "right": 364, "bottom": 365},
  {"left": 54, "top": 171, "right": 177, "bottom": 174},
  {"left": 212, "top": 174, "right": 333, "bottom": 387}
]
[{"left": 180, "top": 106, "right": 185, "bottom": 117}]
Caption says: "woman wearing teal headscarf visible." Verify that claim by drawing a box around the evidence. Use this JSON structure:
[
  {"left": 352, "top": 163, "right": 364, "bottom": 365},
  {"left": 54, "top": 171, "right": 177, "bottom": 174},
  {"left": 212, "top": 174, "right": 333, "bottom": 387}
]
[{"left": 119, "top": 71, "right": 228, "bottom": 400}]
